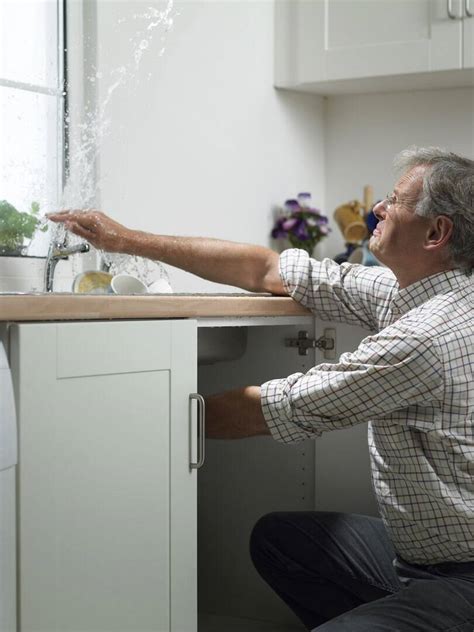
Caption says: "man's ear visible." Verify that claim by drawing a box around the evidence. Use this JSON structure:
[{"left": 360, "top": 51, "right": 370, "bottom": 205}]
[{"left": 425, "top": 215, "right": 453, "bottom": 251}]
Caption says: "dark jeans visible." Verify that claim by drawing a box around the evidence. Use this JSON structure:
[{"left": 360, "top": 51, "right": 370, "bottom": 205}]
[{"left": 249, "top": 512, "right": 474, "bottom": 631}]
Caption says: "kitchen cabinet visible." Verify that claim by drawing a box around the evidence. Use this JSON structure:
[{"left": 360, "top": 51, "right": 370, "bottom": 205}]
[
  {"left": 10, "top": 320, "right": 198, "bottom": 632},
  {"left": 275, "top": 0, "right": 474, "bottom": 95},
  {"left": 6, "top": 313, "right": 371, "bottom": 631}
]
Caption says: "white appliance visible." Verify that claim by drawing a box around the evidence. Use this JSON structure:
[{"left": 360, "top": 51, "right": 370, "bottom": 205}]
[{"left": 0, "top": 341, "right": 18, "bottom": 631}]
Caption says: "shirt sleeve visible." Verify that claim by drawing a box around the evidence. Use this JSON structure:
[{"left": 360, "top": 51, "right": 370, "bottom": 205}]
[
  {"left": 260, "top": 326, "right": 444, "bottom": 444},
  {"left": 280, "top": 249, "right": 398, "bottom": 331}
]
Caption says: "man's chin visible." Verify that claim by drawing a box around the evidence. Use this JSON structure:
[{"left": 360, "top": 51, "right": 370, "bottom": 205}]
[{"left": 368, "top": 237, "right": 385, "bottom": 263}]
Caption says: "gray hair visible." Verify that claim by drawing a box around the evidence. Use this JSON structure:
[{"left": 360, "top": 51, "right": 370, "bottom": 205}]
[{"left": 393, "top": 146, "right": 474, "bottom": 275}]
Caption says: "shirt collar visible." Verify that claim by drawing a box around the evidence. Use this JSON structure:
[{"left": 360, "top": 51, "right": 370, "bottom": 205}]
[{"left": 390, "top": 268, "right": 472, "bottom": 316}]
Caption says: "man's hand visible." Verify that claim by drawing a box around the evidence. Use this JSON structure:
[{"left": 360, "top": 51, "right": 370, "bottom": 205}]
[
  {"left": 205, "top": 386, "right": 271, "bottom": 439},
  {"left": 47, "top": 209, "right": 133, "bottom": 253}
]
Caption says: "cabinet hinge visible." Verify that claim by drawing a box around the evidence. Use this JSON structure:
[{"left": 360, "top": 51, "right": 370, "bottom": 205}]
[{"left": 285, "top": 329, "right": 336, "bottom": 357}]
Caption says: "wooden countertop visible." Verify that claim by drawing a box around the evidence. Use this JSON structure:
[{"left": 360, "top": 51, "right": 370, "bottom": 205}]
[{"left": 0, "top": 293, "right": 311, "bottom": 321}]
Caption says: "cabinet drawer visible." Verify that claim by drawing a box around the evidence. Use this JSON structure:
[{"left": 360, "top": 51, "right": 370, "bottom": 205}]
[{"left": 57, "top": 321, "right": 172, "bottom": 378}]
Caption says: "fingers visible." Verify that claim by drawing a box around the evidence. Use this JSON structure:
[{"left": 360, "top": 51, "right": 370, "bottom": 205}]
[
  {"left": 64, "top": 220, "right": 96, "bottom": 242},
  {"left": 48, "top": 210, "right": 104, "bottom": 235},
  {"left": 45, "top": 209, "right": 126, "bottom": 252},
  {"left": 47, "top": 210, "right": 74, "bottom": 222},
  {"left": 46, "top": 210, "right": 102, "bottom": 248},
  {"left": 47, "top": 209, "right": 102, "bottom": 224}
]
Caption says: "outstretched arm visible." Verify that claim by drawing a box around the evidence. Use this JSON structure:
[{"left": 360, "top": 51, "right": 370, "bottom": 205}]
[{"left": 47, "top": 210, "right": 286, "bottom": 295}]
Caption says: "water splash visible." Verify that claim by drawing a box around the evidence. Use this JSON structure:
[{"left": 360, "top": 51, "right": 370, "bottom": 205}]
[
  {"left": 102, "top": 252, "right": 171, "bottom": 288},
  {"left": 62, "top": 2, "right": 175, "bottom": 211},
  {"left": 33, "top": 0, "right": 176, "bottom": 287}
]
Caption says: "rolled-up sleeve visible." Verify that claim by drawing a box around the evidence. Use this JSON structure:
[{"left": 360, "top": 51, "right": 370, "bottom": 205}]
[
  {"left": 261, "top": 328, "right": 444, "bottom": 444},
  {"left": 280, "top": 249, "right": 397, "bottom": 331}
]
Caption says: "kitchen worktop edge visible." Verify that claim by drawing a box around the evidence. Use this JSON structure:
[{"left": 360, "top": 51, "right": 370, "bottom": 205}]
[{"left": 0, "top": 293, "right": 310, "bottom": 321}]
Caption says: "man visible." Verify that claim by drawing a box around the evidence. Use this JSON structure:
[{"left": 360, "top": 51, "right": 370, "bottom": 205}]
[{"left": 49, "top": 147, "right": 474, "bottom": 631}]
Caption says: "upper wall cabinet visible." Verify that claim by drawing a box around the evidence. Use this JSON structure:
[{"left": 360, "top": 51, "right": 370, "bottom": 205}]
[{"left": 275, "top": 0, "right": 474, "bottom": 95}]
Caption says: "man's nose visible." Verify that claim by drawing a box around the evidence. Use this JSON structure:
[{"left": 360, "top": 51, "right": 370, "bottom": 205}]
[{"left": 373, "top": 199, "right": 387, "bottom": 221}]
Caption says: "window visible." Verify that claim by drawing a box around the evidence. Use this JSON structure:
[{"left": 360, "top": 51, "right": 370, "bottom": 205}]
[{"left": 0, "top": 0, "right": 65, "bottom": 255}]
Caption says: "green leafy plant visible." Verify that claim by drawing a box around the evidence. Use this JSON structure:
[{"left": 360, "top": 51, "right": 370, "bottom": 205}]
[{"left": 0, "top": 200, "right": 47, "bottom": 255}]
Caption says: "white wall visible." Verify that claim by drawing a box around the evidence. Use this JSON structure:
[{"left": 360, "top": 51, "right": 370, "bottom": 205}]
[{"left": 95, "top": 0, "right": 325, "bottom": 292}]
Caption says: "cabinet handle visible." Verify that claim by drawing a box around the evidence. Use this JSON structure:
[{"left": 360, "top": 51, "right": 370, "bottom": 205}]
[
  {"left": 189, "top": 393, "right": 206, "bottom": 469},
  {"left": 447, "top": 0, "right": 460, "bottom": 17},
  {"left": 466, "top": 0, "right": 473, "bottom": 17}
]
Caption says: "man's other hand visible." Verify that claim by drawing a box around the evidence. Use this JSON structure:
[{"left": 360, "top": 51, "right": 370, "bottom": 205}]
[{"left": 205, "top": 386, "right": 271, "bottom": 439}]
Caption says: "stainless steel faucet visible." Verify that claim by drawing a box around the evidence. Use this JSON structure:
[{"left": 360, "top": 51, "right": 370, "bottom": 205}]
[{"left": 44, "top": 238, "right": 90, "bottom": 292}]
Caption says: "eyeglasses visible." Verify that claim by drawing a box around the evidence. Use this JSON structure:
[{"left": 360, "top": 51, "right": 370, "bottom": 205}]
[{"left": 382, "top": 193, "right": 397, "bottom": 211}]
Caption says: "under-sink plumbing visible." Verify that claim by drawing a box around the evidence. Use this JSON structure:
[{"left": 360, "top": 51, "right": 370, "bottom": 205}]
[{"left": 44, "top": 237, "right": 90, "bottom": 292}]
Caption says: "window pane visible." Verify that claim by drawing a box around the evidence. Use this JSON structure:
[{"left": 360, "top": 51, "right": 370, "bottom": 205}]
[
  {"left": 0, "top": 0, "right": 60, "bottom": 89},
  {"left": 0, "top": 86, "right": 62, "bottom": 254}
]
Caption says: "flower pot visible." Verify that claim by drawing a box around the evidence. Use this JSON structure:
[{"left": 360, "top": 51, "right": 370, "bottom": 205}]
[{"left": 0, "top": 255, "right": 46, "bottom": 293}]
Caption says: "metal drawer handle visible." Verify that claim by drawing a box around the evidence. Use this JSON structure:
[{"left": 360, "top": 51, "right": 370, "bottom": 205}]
[
  {"left": 189, "top": 393, "right": 206, "bottom": 469},
  {"left": 466, "top": 0, "right": 473, "bottom": 17}
]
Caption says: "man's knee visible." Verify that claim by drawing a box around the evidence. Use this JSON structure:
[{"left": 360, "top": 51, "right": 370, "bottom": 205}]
[
  {"left": 249, "top": 512, "right": 284, "bottom": 569},
  {"left": 249, "top": 511, "right": 329, "bottom": 575}
]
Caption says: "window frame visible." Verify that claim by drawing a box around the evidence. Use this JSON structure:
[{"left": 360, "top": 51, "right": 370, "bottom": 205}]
[{"left": 0, "top": 0, "right": 66, "bottom": 224}]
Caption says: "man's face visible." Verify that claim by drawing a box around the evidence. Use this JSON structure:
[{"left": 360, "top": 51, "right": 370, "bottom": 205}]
[{"left": 369, "top": 166, "right": 432, "bottom": 269}]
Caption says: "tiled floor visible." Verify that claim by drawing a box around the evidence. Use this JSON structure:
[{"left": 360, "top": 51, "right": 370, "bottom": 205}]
[{"left": 199, "top": 613, "right": 305, "bottom": 631}]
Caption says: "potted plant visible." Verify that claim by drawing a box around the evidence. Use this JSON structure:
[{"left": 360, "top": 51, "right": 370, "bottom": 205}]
[
  {"left": 271, "top": 193, "right": 331, "bottom": 256},
  {"left": 0, "top": 199, "right": 46, "bottom": 256}
]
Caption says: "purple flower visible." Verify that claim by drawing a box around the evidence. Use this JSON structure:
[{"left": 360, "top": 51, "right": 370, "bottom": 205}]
[
  {"left": 294, "top": 222, "right": 310, "bottom": 240},
  {"left": 284, "top": 199, "right": 300, "bottom": 212},
  {"left": 282, "top": 217, "right": 299, "bottom": 230},
  {"left": 271, "top": 194, "right": 330, "bottom": 248},
  {"left": 271, "top": 227, "right": 286, "bottom": 239},
  {"left": 271, "top": 217, "right": 287, "bottom": 239}
]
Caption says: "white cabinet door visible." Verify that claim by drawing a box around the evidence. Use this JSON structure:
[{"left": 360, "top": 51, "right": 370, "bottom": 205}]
[
  {"left": 276, "top": 0, "right": 464, "bottom": 89},
  {"left": 10, "top": 320, "right": 197, "bottom": 632},
  {"left": 324, "top": 0, "right": 462, "bottom": 79}
]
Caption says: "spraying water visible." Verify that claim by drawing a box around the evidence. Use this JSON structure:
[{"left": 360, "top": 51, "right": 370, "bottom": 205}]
[{"left": 29, "top": 1, "right": 176, "bottom": 289}]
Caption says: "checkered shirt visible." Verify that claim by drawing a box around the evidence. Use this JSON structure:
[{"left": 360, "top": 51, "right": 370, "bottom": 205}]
[{"left": 261, "top": 249, "right": 474, "bottom": 564}]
